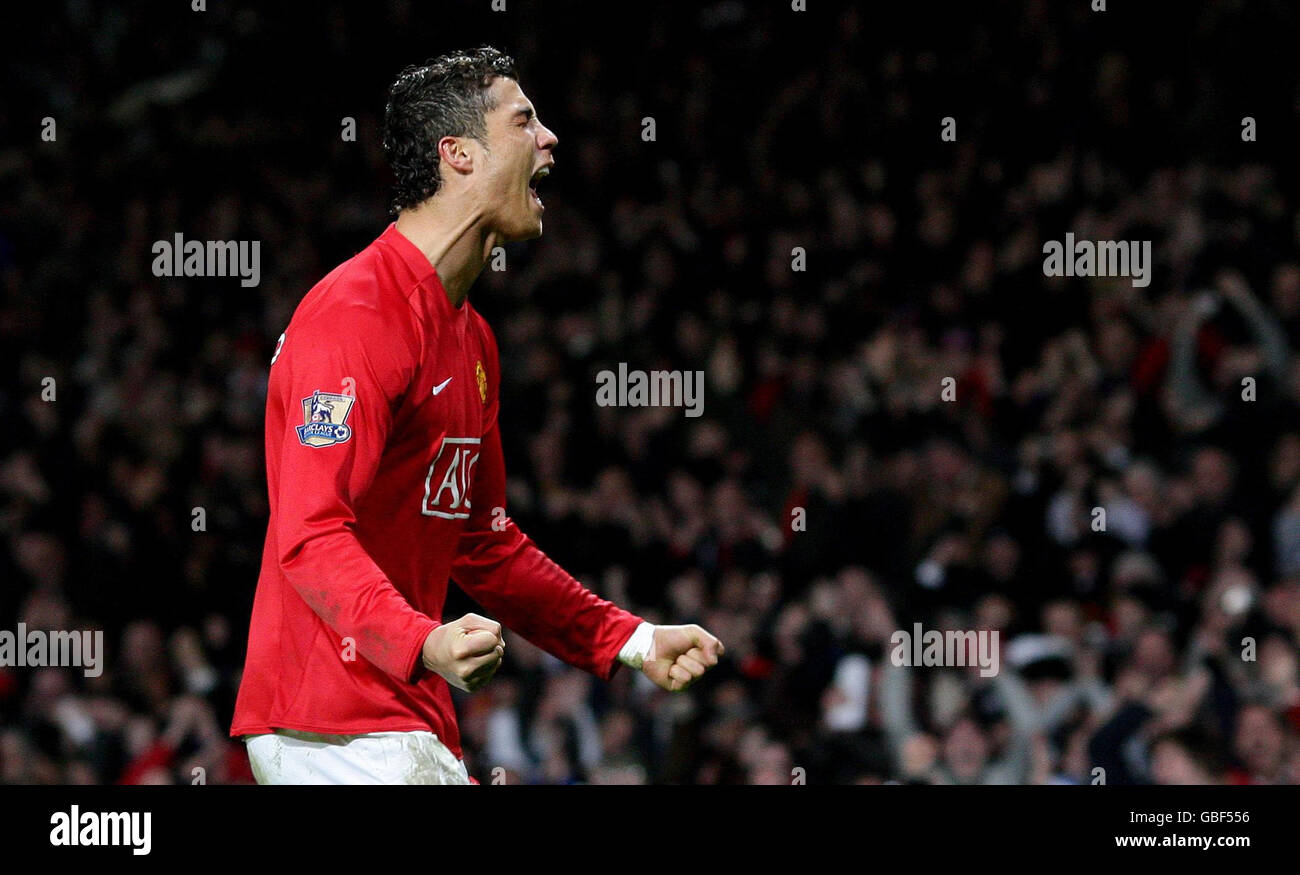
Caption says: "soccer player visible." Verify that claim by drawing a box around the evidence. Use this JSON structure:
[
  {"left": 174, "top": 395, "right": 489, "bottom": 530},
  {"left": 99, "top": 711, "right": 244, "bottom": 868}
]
[{"left": 230, "top": 46, "right": 725, "bottom": 784}]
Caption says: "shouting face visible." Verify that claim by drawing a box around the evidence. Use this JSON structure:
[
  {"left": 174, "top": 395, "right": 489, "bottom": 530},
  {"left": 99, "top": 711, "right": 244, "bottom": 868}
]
[{"left": 470, "top": 77, "right": 558, "bottom": 241}]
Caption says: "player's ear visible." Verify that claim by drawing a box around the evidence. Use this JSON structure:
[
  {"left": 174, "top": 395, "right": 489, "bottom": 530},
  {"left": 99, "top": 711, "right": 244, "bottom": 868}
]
[{"left": 438, "top": 135, "right": 474, "bottom": 175}]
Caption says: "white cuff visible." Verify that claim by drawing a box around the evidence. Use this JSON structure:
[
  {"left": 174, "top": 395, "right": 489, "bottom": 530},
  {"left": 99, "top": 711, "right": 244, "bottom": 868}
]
[{"left": 617, "top": 622, "right": 656, "bottom": 670}]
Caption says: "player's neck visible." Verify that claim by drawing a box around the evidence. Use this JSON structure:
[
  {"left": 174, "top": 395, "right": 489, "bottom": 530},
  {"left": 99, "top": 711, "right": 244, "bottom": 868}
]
[{"left": 394, "top": 200, "right": 498, "bottom": 309}]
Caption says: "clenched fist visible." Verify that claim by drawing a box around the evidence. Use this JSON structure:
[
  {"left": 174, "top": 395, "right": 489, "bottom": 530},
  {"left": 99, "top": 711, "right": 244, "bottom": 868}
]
[
  {"left": 641, "top": 624, "right": 725, "bottom": 692},
  {"left": 422, "top": 613, "right": 505, "bottom": 692}
]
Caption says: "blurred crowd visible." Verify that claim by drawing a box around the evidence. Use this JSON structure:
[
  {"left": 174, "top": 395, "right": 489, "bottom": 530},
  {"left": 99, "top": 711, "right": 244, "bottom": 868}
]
[{"left": 3, "top": 1, "right": 1300, "bottom": 784}]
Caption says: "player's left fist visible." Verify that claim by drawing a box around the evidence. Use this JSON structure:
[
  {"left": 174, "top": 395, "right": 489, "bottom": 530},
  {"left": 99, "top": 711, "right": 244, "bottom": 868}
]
[{"left": 641, "top": 624, "right": 724, "bottom": 692}]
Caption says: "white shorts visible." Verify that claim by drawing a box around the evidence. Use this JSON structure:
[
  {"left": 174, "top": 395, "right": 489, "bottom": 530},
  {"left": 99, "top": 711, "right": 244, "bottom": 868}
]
[{"left": 245, "top": 729, "right": 472, "bottom": 785}]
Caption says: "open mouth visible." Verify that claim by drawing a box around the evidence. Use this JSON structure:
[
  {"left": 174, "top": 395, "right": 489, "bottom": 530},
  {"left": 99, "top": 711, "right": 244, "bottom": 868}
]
[{"left": 528, "top": 164, "right": 550, "bottom": 208}]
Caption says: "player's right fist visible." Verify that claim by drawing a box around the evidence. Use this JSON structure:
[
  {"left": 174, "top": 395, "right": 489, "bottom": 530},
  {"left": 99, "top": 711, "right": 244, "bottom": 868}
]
[{"left": 422, "top": 613, "right": 505, "bottom": 692}]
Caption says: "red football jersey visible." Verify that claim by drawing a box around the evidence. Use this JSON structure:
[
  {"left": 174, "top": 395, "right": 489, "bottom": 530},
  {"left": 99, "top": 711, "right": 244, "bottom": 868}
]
[{"left": 231, "top": 223, "right": 644, "bottom": 758}]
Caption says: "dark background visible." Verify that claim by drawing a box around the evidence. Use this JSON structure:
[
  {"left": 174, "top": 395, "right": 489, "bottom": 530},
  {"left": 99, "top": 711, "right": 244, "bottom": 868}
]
[{"left": 2, "top": 0, "right": 1300, "bottom": 784}]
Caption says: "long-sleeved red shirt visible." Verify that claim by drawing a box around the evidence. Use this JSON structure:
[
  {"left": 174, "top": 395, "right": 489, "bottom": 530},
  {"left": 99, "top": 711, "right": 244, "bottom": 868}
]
[{"left": 230, "top": 223, "right": 643, "bottom": 758}]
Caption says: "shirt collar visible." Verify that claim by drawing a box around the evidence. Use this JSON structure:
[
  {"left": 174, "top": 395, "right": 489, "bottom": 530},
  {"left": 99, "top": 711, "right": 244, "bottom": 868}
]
[
  {"left": 379, "top": 221, "right": 437, "bottom": 281},
  {"left": 378, "top": 221, "right": 471, "bottom": 320}
]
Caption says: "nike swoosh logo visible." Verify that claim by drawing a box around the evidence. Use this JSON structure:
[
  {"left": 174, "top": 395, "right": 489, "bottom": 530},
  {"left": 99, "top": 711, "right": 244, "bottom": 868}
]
[{"left": 431, "top": 377, "right": 453, "bottom": 395}]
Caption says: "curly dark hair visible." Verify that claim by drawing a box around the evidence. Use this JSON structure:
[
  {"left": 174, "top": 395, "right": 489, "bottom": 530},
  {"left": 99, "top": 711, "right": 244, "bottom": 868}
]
[{"left": 382, "top": 46, "right": 518, "bottom": 213}]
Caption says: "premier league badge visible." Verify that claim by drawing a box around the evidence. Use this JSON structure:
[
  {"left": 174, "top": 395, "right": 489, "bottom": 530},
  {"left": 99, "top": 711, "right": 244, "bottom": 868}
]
[{"left": 296, "top": 389, "right": 355, "bottom": 448}]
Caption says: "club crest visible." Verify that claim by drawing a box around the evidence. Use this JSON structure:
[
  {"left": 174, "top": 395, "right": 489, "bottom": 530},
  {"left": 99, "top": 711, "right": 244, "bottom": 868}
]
[
  {"left": 296, "top": 389, "right": 355, "bottom": 448},
  {"left": 475, "top": 360, "right": 487, "bottom": 404}
]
